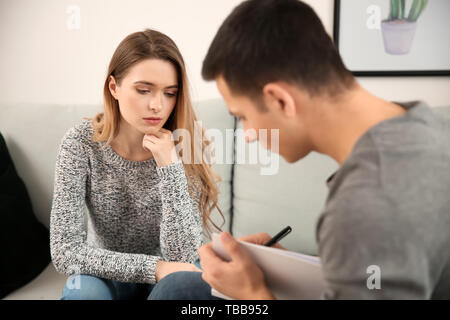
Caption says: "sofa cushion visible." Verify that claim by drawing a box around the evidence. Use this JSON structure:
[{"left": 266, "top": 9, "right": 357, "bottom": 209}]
[
  {"left": 0, "top": 103, "right": 103, "bottom": 228},
  {"left": 0, "top": 132, "right": 51, "bottom": 299},
  {"left": 194, "top": 99, "right": 235, "bottom": 235}
]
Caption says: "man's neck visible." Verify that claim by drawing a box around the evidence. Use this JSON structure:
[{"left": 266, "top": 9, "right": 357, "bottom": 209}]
[{"left": 308, "top": 85, "right": 406, "bottom": 165}]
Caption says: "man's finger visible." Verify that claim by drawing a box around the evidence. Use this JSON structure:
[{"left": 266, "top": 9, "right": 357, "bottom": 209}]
[
  {"left": 220, "top": 232, "right": 252, "bottom": 263},
  {"left": 237, "top": 232, "right": 287, "bottom": 250},
  {"left": 199, "top": 243, "right": 230, "bottom": 284},
  {"left": 237, "top": 232, "right": 271, "bottom": 245},
  {"left": 199, "top": 243, "right": 226, "bottom": 269}
]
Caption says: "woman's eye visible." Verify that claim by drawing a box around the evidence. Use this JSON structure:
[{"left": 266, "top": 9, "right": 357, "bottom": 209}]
[
  {"left": 165, "top": 92, "right": 177, "bottom": 98},
  {"left": 137, "top": 89, "right": 150, "bottom": 94}
]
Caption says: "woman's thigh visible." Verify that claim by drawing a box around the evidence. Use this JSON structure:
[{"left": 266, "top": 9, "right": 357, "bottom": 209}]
[{"left": 61, "top": 274, "right": 152, "bottom": 300}]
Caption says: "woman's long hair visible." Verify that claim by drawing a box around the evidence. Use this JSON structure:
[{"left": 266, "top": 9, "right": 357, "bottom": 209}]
[{"left": 87, "top": 29, "right": 224, "bottom": 235}]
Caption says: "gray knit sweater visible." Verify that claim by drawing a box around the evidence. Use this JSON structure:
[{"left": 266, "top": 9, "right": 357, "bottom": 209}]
[{"left": 50, "top": 119, "right": 203, "bottom": 284}]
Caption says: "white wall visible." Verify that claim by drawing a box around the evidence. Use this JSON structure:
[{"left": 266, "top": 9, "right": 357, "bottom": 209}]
[{"left": 0, "top": 0, "right": 449, "bottom": 107}]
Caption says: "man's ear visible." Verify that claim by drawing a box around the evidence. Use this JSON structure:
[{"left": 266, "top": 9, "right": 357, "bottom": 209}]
[
  {"left": 108, "top": 75, "right": 119, "bottom": 100},
  {"left": 262, "top": 82, "right": 296, "bottom": 118}
]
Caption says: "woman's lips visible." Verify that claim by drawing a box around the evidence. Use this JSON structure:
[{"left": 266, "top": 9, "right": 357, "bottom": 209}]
[{"left": 143, "top": 117, "right": 162, "bottom": 125}]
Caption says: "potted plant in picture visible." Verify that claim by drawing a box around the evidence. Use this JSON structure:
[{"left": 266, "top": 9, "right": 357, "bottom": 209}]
[{"left": 381, "top": 0, "right": 429, "bottom": 55}]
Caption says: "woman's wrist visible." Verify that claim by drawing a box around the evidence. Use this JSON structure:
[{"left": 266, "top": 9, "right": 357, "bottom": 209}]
[
  {"left": 154, "top": 146, "right": 180, "bottom": 167},
  {"left": 155, "top": 260, "right": 167, "bottom": 282}
]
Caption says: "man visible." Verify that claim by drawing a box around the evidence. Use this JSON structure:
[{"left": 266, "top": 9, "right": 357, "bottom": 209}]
[{"left": 197, "top": 0, "right": 450, "bottom": 299}]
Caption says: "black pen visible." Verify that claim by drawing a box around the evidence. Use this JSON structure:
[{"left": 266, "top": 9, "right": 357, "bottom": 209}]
[{"left": 264, "top": 226, "right": 292, "bottom": 247}]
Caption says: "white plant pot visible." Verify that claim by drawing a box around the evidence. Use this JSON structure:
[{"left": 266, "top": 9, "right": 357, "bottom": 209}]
[{"left": 381, "top": 19, "right": 417, "bottom": 55}]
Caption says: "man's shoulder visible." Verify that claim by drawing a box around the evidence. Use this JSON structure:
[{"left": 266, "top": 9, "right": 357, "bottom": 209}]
[
  {"left": 370, "top": 101, "right": 448, "bottom": 150},
  {"left": 329, "top": 101, "right": 450, "bottom": 199}
]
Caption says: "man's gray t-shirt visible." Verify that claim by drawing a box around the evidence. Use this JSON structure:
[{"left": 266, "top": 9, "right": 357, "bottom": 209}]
[{"left": 316, "top": 101, "right": 450, "bottom": 299}]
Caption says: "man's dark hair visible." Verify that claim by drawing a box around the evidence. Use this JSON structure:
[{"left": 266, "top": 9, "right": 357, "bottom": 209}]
[{"left": 202, "top": 0, "right": 355, "bottom": 105}]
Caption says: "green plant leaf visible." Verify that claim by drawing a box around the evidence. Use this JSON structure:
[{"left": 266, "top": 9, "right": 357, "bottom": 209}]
[
  {"left": 400, "top": 0, "right": 406, "bottom": 19},
  {"left": 408, "top": 0, "right": 429, "bottom": 21},
  {"left": 390, "top": 0, "right": 399, "bottom": 20},
  {"left": 408, "top": 0, "right": 419, "bottom": 21}
]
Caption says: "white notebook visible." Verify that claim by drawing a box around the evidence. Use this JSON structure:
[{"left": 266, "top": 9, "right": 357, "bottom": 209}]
[{"left": 211, "top": 233, "right": 325, "bottom": 300}]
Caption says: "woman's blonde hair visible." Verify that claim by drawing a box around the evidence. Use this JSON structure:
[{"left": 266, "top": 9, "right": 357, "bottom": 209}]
[{"left": 86, "top": 29, "right": 224, "bottom": 235}]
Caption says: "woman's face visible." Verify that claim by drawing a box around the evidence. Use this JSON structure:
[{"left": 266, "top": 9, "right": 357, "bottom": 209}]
[{"left": 109, "top": 58, "right": 179, "bottom": 134}]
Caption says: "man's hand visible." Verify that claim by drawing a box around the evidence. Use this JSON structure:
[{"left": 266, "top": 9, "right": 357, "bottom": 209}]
[
  {"left": 142, "top": 128, "right": 179, "bottom": 167},
  {"left": 237, "top": 232, "right": 287, "bottom": 250},
  {"left": 199, "top": 232, "right": 275, "bottom": 300},
  {"left": 155, "top": 261, "right": 201, "bottom": 282}
]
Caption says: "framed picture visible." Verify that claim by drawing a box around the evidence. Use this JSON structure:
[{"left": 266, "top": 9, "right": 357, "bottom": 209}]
[{"left": 333, "top": 0, "right": 450, "bottom": 76}]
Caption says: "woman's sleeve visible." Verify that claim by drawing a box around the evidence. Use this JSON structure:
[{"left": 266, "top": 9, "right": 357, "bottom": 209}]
[
  {"left": 156, "top": 159, "right": 203, "bottom": 263},
  {"left": 50, "top": 128, "right": 162, "bottom": 284}
]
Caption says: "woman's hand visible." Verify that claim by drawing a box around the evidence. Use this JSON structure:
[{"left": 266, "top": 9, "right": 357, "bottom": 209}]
[
  {"left": 155, "top": 261, "right": 201, "bottom": 282},
  {"left": 142, "top": 127, "right": 179, "bottom": 167}
]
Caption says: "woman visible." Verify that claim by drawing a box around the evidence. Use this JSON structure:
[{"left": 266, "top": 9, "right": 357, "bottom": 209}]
[{"left": 50, "top": 29, "right": 223, "bottom": 300}]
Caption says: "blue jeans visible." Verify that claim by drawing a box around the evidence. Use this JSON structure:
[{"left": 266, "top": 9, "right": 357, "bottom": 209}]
[{"left": 61, "top": 265, "right": 220, "bottom": 300}]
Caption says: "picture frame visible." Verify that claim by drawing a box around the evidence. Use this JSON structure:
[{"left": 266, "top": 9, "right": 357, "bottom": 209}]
[{"left": 333, "top": 0, "right": 450, "bottom": 76}]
